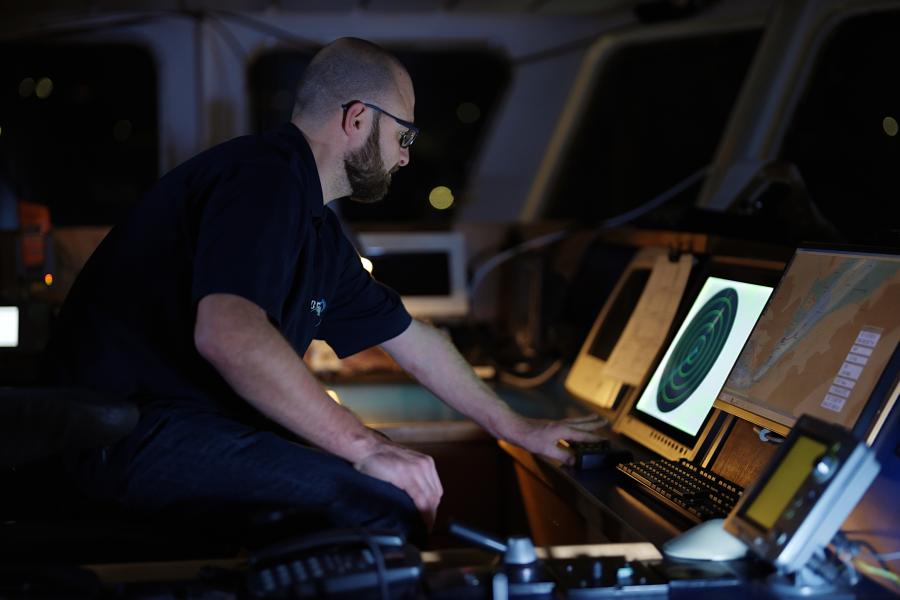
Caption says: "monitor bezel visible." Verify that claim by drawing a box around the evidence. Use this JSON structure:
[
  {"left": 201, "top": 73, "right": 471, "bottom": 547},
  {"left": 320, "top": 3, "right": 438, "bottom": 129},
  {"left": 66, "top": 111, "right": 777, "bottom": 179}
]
[{"left": 356, "top": 231, "right": 469, "bottom": 320}]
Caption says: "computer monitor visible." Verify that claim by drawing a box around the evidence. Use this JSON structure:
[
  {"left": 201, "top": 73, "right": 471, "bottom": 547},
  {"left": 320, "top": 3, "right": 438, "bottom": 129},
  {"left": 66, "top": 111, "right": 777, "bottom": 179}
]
[
  {"left": 0, "top": 306, "right": 18, "bottom": 347},
  {"left": 356, "top": 231, "right": 469, "bottom": 320},
  {"left": 613, "top": 259, "right": 781, "bottom": 460},
  {"left": 565, "top": 246, "right": 692, "bottom": 416},
  {"left": 715, "top": 247, "right": 900, "bottom": 436}
]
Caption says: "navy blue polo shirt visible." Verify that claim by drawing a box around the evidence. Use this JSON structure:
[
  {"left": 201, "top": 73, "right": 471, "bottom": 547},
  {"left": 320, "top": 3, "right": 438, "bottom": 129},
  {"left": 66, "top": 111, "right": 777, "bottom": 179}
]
[{"left": 48, "top": 123, "right": 412, "bottom": 413}]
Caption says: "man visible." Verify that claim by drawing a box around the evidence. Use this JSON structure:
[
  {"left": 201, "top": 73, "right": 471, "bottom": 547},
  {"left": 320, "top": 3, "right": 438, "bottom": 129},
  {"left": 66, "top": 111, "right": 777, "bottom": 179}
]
[{"left": 47, "top": 38, "right": 602, "bottom": 544}]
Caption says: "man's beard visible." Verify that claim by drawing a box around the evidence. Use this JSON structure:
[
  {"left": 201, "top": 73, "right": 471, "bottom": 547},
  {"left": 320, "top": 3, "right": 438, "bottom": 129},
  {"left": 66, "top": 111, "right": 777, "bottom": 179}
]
[{"left": 344, "top": 118, "right": 392, "bottom": 204}]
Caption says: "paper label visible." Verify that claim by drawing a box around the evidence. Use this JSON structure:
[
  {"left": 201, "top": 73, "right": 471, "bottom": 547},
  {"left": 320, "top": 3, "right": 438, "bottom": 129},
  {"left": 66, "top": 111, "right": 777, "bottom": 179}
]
[{"left": 601, "top": 254, "right": 692, "bottom": 385}]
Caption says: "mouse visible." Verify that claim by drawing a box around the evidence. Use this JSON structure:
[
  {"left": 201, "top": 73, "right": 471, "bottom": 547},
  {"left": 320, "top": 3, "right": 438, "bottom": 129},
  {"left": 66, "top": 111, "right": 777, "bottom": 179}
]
[
  {"left": 662, "top": 518, "right": 748, "bottom": 561},
  {"left": 559, "top": 439, "right": 633, "bottom": 469}
]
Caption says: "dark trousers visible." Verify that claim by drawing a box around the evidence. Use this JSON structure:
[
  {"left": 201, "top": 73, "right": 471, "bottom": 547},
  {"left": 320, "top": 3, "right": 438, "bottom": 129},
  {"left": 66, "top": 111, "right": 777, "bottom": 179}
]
[{"left": 67, "top": 402, "right": 425, "bottom": 547}]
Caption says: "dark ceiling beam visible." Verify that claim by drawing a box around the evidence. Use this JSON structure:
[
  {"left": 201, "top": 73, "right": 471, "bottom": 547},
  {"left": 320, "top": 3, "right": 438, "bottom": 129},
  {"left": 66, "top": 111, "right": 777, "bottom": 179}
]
[{"left": 527, "top": 0, "right": 551, "bottom": 11}]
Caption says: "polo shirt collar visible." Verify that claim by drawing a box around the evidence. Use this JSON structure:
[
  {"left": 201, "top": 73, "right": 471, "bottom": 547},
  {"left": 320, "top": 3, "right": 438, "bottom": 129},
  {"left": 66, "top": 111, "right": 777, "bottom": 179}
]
[{"left": 278, "top": 122, "right": 324, "bottom": 220}]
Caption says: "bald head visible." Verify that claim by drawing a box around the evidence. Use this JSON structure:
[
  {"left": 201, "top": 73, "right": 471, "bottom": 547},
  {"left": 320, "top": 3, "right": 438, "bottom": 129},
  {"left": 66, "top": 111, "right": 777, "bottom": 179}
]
[{"left": 293, "top": 38, "right": 409, "bottom": 121}]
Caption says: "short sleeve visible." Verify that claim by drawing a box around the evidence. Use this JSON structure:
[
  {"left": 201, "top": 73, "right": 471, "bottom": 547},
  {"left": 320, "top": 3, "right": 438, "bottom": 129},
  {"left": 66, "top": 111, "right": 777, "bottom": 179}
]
[
  {"left": 317, "top": 232, "right": 412, "bottom": 358},
  {"left": 191, "top": 161, "right": 304, "bottom": 326}
]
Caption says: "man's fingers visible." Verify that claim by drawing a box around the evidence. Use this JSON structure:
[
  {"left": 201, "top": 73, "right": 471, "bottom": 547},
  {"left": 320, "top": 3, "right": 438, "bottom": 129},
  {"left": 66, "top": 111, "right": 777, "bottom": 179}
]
[
  {"left": 564, "top": 414, "right": 607, "bottom": 425},
  {"left": 354, "top": 443, "right": 443, "bottom": 529},
  {"left": 403, "top": 469, "right": 442, "bottom": 530},
  {"left": 544, "top": 443, "right": 576, "bottom": 465},
  {"left": 562, "top": 427, "right": 606, "bottom": 443},
  {"left": 563, "top": 416, "right": 608, "bottom": 432},
  {"left": 409, "top": 453, "right": 442, "bottom": 504}
]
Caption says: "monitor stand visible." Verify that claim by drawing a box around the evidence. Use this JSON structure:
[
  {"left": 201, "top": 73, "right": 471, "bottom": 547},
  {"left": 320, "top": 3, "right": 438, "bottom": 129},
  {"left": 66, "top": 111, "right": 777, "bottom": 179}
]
[{"left": 767, "top": 547, "right": 857, "bottom": 597}]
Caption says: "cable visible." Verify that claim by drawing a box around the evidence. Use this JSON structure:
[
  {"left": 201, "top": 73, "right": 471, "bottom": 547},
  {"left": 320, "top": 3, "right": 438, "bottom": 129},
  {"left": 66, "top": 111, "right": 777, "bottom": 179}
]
[
  {"left": 753, "top": 427, "right": 785, "bottom": 444},
  {"left": 468, "top": 164, "right": 709, "bottom": 301},
  {"left": 469, "top": 229, "right": 569, "bottom": 299},
  {"left": 597, "top": 165, "right": 709, "bottom": 228},
  {"left": 854, "top": 559, "right": 900, "bottom": 589},
  {"left": 835, "top": 532, "right": 900, "bottom": 593},
  {"left": 359, "top": 530, "right": 390, "bottom": 600},
  {"left": 857, "top": 539, "right": 897, "bottom": 576},
  {"left": 497, "top": 358, "right": 563, "bottom": 388}
]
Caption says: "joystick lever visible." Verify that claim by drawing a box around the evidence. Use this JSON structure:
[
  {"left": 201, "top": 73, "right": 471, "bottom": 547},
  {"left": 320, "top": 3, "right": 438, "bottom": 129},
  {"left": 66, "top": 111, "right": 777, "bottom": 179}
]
[
  {"left": 448, "top": 522, "right": 537, "bottom": 565},
  {"left": 448, "top": 522, "right": 555, "bottom": 598}
]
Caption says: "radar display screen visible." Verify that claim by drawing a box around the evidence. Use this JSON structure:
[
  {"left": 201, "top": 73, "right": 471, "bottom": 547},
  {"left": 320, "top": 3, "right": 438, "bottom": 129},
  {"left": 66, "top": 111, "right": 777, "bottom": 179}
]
[{"left": 634, "top": 277, "right": 773, "bottom": 436}]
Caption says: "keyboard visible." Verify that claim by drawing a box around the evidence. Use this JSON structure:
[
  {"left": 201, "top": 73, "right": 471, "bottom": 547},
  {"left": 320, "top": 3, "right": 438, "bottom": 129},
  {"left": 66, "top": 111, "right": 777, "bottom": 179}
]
[{"left": 616, "top": 458, "right": 743, "bottom": 523}]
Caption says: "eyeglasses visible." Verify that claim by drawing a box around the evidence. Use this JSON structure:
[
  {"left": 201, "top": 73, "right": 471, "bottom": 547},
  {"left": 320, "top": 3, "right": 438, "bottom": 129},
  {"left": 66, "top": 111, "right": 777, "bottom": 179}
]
[{"left": 341, "top": 101, "right": 419, "bottom": 148}]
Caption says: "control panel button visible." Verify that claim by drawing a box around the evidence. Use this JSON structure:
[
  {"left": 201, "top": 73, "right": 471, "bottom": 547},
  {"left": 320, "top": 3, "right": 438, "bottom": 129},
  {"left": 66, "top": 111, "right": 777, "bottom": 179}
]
[
  {"left": 616, "top": 564, "right": 634, "bottom": 585},
  {"left": 813, "top": 455, "right": 838, "bottom": 483}
]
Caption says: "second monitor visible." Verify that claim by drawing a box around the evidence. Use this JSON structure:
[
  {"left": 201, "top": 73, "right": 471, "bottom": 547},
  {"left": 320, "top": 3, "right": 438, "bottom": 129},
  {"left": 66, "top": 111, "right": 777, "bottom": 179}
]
[
  {"left": 715, "top": 246, "right": 900, "bottom": 438},
  {"left": 613, "top": 258, "right": 783, "bottom": 461}
]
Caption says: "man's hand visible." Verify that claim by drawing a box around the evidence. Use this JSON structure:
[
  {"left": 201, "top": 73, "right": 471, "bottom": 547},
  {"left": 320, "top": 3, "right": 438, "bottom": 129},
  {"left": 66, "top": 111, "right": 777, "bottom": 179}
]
[
  {"left": 505, "top": 414, "right": 607, "bottom": 465},
  {"left": 353, "top": 440, "right": 444, "bottom": 529}
]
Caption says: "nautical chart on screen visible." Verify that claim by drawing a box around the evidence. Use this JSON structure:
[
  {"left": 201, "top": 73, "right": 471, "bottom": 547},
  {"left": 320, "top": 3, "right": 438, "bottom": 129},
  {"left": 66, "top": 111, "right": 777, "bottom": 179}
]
[{"left": 717, "top": 248, "right": 900, "bottom": 431}]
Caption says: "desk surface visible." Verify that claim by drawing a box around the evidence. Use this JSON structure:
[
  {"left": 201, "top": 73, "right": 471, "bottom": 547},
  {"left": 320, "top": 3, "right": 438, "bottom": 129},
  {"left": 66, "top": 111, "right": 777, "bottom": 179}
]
[{"left": 330, "top": 381, "right": 592, "bottom": 442}]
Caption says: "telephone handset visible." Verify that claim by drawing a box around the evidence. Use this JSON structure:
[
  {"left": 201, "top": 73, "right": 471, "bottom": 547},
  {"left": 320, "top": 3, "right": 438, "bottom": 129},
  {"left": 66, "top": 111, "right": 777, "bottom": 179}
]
[{"left": 246, "top": 528, "right": 422, "bottom": 599}]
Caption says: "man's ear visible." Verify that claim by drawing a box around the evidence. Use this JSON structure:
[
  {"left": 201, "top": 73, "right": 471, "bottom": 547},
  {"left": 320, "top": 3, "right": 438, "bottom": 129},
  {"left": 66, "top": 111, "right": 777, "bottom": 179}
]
[{"left": 342, "top": 102, "right": 368, "bottom": 139}]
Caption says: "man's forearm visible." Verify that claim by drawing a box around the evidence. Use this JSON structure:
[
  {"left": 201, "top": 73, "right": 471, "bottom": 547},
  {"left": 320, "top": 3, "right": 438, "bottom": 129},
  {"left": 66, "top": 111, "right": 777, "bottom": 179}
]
[
  {"left": 381, "top": 319, "right": 606, "bottom": 465},
  {"left": 194, "top": 294, "right": 378, "bottom": 463},
  {"left": 380, "top": 320, "right": 523, "bottom": 440}
]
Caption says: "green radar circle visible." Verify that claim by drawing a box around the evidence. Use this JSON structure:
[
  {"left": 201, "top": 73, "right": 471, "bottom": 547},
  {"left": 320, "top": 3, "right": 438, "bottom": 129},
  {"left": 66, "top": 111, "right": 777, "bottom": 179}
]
[{"left": 656, "top": 288, "right": 738, "bottom": 412}]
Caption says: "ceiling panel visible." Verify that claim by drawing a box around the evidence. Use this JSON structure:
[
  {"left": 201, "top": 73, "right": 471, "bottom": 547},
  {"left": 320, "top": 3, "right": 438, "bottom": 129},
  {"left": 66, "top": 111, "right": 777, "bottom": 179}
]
[
  {"left": 534, "top": 0, "right": 632, "bottom": 15},
  {"left": 364, "top": 0, "right": 446, "bottom": 12},
  {"left": 278, "top": 0, "right": 362, "bottom": 11},
  {"left": 0, "top": 0, "right": 639, "bottom": 16},
  {"left": 449, "top": 0, "right": 537, "bottom": 13}
]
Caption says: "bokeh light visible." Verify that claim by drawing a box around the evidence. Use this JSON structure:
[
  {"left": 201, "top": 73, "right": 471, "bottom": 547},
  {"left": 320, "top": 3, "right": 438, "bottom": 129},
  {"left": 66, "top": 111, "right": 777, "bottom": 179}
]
[
  {"left": 456, "top": 102, "right": 481, "bottom": 124},
  {"left": 18, "top": 78, "right": 35, "bottom": 98},
  {"left": 35, "top": 77, "right": 53, "bottom": 99},
  {"left": 429, "top": 186, "right": 454, "bottom": 210}
]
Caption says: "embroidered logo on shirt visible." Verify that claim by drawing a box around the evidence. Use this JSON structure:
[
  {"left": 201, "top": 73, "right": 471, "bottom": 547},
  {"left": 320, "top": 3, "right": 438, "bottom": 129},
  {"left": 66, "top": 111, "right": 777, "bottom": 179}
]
[{"left": 309, "top": 298, "right": 327, "bottom": 327}]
